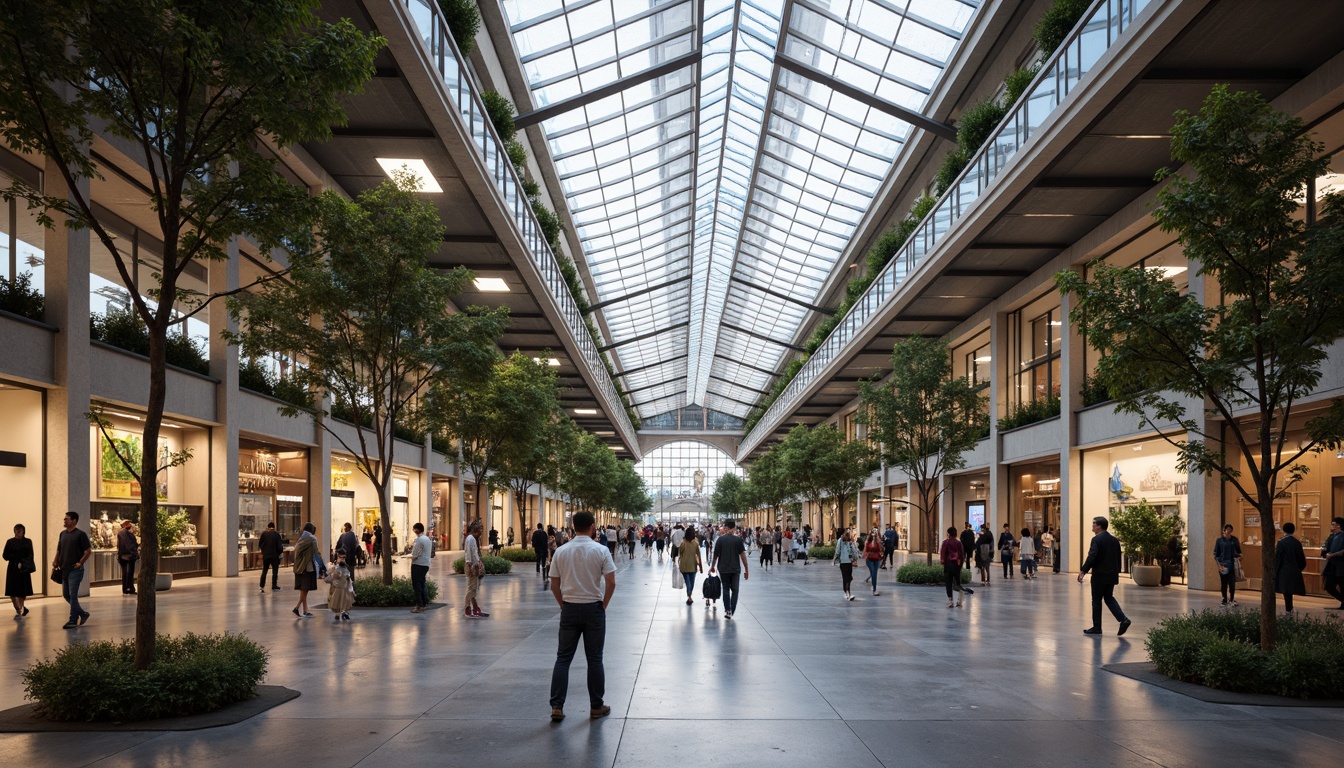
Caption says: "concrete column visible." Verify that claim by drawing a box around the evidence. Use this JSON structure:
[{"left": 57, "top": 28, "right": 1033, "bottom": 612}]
[
  {"left": 1183, "top": 258, "right": 1219, "bottom": 591},
  {"left": 44, "top": 162, "right": 91, "bottom": 596},
  {"left": 208, "top": 239, "right": 240, "bottom": 577},
  {"left": 309, "top": 397, "right": 331, "bottom": 553},
  {"left": 988, "top": 311, "right": 1011, "bottom": 535},
  {"left": 1058, "top": 281, "right": 1084, "bottom": 572}
]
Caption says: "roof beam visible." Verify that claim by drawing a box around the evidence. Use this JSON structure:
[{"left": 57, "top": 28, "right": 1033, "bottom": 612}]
[
  {"left": 713, "top": 353, "right": 782, "bottom": 378},
  {"left": 617, "top": 353, "right": 689, "bottom": 379},
  {"left": 624, "top": 378, "right": 683, "bottom": 396},
  {"left": 775, "top": 54, "right": 957, "bottom": 141},
  {"left": 631, "top": 390, "right": 687, "bottom": 408},
  {"left": 328, "top": 127, "right": 436, "bottom": 139},
  {"left": 730, "top": 275, "right": 836, "bottom": 315},
  {"left": 719, "top": 322, "right": 805, "bottom": 352},
  {"left": 584, "top": 275, "right": 692, "bottom": 313},
  {"left": 709, "top": 374, "right": 769, "bottom": 395},
  {"left": 941, "top": 268, "right": 1031, "bottom": 278},
  {"left": 514, "top": 50, "right": 701, "bottom": 129},
  {"left": 597, "top": 321, "right": 690, "bottom": 353}
]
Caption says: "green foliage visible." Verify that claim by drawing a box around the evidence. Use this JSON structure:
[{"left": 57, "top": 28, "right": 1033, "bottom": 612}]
[
  {"left": 497, "top": 547, "right": 536, "bottom": 562},
  {"left": 1146, "top": 610, "right": 1344, "bottom": 698},
  {"left": 1003, "top": 65, "right": 1040, "bottom": 107},
  {"left": 521, "top": 177, "right": 540, "bottom": 199},
  {"left": 238, "top": 357, "right": 274, "bottom": 395},
  {"left": 996, "top": 395, "right": 1060, "bottom": 431},
  {"left": 157, "top": 506, "right": 190, "bottom": 557},
  {"left": 451, "top": 555, "right": 513, "bottom": 574},
  {"left": 1034, "top": 0, "right": 1093, "bottom": 57},
  {"left": 1107, "top": 498, "right": 1184, "bottom": 565},
  {"left": 1057, "top": 86, "right": 1344, "bottom": 650},
  {"left": 777, "top": 422, "right": 876, "bottom": 535},
  {"left": 744, "top": 356, "right": 806, "bottom": 435},
  {"left": 22, "top": 632, "right": 267, "bottom": 722},
  {"left": 438, "top": 0, "right": 481, "bottom": 57},
  {"left": 957, "top": 99, "right": 1008, "bottom": 155},
  {"left": 532, "top": 199, "right": 564, "bottom": 254},
  {"left": 352, "top": 576, "right": 438, "bottom": 606},
  {"left": 480, "top": 89, "right": 517, "bottom": 143},
  {"left": 894, "top": 562, "right": 972, "bottom": 584},
  {"left": 864, "top": 225, "right": 907, "bottom": 276},
  {"left": 934, "top": 147, "right": 969, "bottom": 196},
  {"left": 91, "top": 306, "right": 211, "bottom": 375},
  {"left": 711, "top": 472, "right": 747, "bottom": 520},
  {"left": 0, "top": 272, "right": 44, "bottom": 321},
  {"left": 860, "top": 336, "right": 986, "bottom": 561},
  {"left": 506, "top": 139, "right": 528, "bottom": 172},
  {"left": 808, "top": 545, "right": 836, "bottom": 559}
]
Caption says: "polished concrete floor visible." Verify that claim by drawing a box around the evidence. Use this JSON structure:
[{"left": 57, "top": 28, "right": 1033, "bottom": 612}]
[{"left": 1, "top": 549, "right": 1340, "bottom": 767}]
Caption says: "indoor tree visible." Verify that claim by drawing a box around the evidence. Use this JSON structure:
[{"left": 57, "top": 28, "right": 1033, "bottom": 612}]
[
  {"left": 858, "top": 335, "right": 987, "bottom": 564},
  {"left": 494, "top": 363, "right": 564, "bottom": 546},
  {"left": 747, "top": 445, "right": 795, "bottom": 530},
  {"left": 710, "top": 472, "right": 748, "bottom": 522},
  {"left": 821, "top": 437, "right": 878, "bottom": 536},
  {"left": 778, "top": 423, "right": 869, "bottom": 542},
  {"left": 1057, "top": 85, "right": 1344, "bottom": 650},
  {"left": 0, "top": 0, "right": 381, "bottom": 669},
  {"left": 559, "top": 431, "right": 618, "bottom": 517},
  {"left": 229, "top": 177, "right": 507, "bottom": 584}
]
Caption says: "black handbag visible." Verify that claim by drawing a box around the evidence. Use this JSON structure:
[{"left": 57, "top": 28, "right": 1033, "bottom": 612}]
[
  {"left": 50, "top": 566, "right": 63, "bottom": 584},
  {"left": 20, "top": 557, "right": 36, "bottom": 574}
]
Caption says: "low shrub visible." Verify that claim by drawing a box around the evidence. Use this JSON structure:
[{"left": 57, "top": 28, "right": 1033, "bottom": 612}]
[
  {"left": 1146, "top": 609, "right": 1344, "bottom": 698},
  {"left": 1034, "top": 0, "right": 1092, "bottom": 57},
  {"left": 352, "top": 576, "right": 439, "bottom": 607},
  {"left": 439, "top": 0, "right": 481, "bottom": 57},
  {"left": 0, "top": 271, "right": 45, "bottom": 321},
  {"left": 997, "top": 395, "right": 1061, "bottom": 431},
  {"left": 91, "top": 305, "right": 210, "bottom": 375},
  {"left": 22, "top": 632, "right": 267, "bottom": 722},
  {"left": 498, "top": 547, "right": 537, "bottom": 562},
  {"left": 808, "top": 545, "right": 835, "bottom": 560},
  {"left": 451, "top": 555, "right": 512, "bottom": 575},
  {"left": 895, "top": 562, "right": 972, "bottom": 585}
]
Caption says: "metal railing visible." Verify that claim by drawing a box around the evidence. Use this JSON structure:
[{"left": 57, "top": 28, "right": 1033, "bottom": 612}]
[
  {"left": 399, "top": 0, "right": 640, "bottom": 454},
  {"left": 739, "top": 0, "right": 1154, "bottom": 459}
]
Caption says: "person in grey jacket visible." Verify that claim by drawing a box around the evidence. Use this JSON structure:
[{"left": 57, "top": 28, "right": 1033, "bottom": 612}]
[{"left": 1078, "top": 516, "right": 1130, "bottom": 636}]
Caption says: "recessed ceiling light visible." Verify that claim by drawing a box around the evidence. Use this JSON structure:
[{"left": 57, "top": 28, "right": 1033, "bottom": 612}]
[
  {"left": 375, "top": 158, "right": 443, "bottom": 193},
  {"left": 974, "top": 356, "right": 991, "bottom": 363},
  {"left": 533, "top": 357, "right": 561, "bottom": 366},
  {"left": 1146, "top": 265, "right": 1187, "bottom": 278},
  {"left": 596, "top": 431, "right": 614, "bottom": 436},
  {"left": 574, "top": 408, "right": 598, "bottom": 415},
  {"left": 474, "top": 277, "right": 510, "bottom": 292}
]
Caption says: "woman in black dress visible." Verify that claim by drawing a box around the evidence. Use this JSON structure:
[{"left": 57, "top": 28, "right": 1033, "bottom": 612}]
[{"left": 3, "top": 523, "right": 35, "bottom": 618}]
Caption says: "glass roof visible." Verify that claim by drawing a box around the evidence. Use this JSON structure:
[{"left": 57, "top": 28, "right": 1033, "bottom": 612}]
[{"left": 500, "top": 0, "right": 980, "bottom": 421}]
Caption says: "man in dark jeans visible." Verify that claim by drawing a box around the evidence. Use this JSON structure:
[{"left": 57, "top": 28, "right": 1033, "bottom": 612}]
[
  {"left": 54, "top": 511, "right": 92, "bottom": 629},
  {"left": 710, "top": 519, "right": 749, "bottom": 619},
  {"left": 258, "top": 522, "right": 284, "bottom": 591},
  {"left": 548, "top": 511, "right": 616, "bottom": 722},
  {"left": 337, "top": 523, "right": 361, "bottom": 573},
  {"left": 532, "top": 523, "right": 550, "bottom": 582},
  {"left": 1321, "top": 517, "right": 1344, "bottom": 609},
  {"left": 1078, "top": 516, "right": 1131, "bottom": 636},
  {"left": 882, "top": 524, "right": 897, "bottom": 569}
]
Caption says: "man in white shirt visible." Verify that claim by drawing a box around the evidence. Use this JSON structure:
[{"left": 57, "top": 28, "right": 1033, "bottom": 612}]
[
  {"left": 604, "top": 524, "right": 618, "bottom": 555},
  {"left": 548, "top": 511, "right": 616, "bottom": 722},
  {"left": 670, "top": 523, "right": 685, "bottom": 554},
  {"left": 410, "top": 523, "right": 432, "bottom": 614},
  {"left": 464, "top": 520, "right": 488, "bottom": 619}
]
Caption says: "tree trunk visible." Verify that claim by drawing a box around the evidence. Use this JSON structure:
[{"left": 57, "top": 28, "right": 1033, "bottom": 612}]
[
  {"left": 515, "top": 488, "right": 529, "bottom": 549},
  {"left": 1258, "top": 492, "right": 1278, "bottom": 652},
  {"left": 134, "top": 325, "right": 168, "bottom": 670},
  {"left": 379, "top": 480, "right": 394, "bottom": 584}
]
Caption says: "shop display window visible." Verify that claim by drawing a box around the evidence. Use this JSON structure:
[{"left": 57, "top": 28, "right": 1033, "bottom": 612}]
[{"left": 237, "top": 442, "right": 308, "bottom": 571}]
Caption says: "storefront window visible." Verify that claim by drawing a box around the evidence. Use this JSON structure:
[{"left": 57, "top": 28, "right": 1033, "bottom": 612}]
[
  {"left": 0, "top": 383, "right": 44, "bottom": 588},
  {"left": 237, "top": 440, "right": 309, "bottom": 571},
  {"left": 88, "top": 411, "right": 210, "bottom": 584},
  {"left": 1008, "top": 461, "right": 1061, "bottom": 540},
  {"left": 948, "top": 473, "right": 989, "bottom": 530},
  {"left": 1082, "top": 437, "right": 1188, "bottom": 578}
]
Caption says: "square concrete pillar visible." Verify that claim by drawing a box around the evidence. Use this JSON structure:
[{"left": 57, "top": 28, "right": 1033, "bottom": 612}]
[
  {"left": 988, "top": 311, "right": 1010, "bottom": 535},
  {"left": 1058, "top": 280, "right": 1085, "bottom": 571},
  {"left": 208, "top": 240, "right": 240, "bottom": 577}
]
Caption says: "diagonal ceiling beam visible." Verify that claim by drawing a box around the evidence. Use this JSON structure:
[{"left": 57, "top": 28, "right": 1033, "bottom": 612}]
[
  {"left": 514, "top": 50, "right": 701, "bottom": 129},
  {"left": 775, "top": 54, "right": 957, "bottom": 141},
  {"left": 617, "top": 353, "right": 689, "bottom": 380},
  {"left": 632, "top": 390, "right": 687, "bottom": 409},
  {"left": 709, "top": 374, "right": 768, "bottom": 395},
  {"left": 720, "top": 321, "right": 805, "bottom": 352},
  {"left": 714, "top": 353, "right": 782, "bottom": 378},
  {"left": 598, "top": 321, "right": 690, "bottom": 353},
  {"left": 730, "top": 275, "right": 836, "bottom": 315},
  {"left": 585, "top": 275, "right": 692, "bottom": 313}
]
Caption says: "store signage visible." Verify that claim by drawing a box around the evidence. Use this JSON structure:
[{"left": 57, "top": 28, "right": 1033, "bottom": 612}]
[
  {"left": 0, "top": 450, "right": 25, "bottom": 467},
  {"left": 239, "top": 453, "right": 279, "bottom": 492},
  {"left": 331, "top": 489, "right": 355, "bottom": 499}
]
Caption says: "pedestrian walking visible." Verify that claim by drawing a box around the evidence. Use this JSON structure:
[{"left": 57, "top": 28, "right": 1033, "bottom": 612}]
[
  {"left": 410, "top": 522, "right": 432, "bottom": 613},
  {"left": 959, "top": 524, "right": 977, "bottom": 580},
  {"left": 337, "top": 523, "right": 360, "bottom": 572},
  {"left": 1321, "top": 518, "right": 1344, "bottom": 610},
  {"left": 864, "top": 527, "right": 884, "bottom": 596},
  {"left": 3, "top": 524, "right": 34, "bottom": 619},
  {"left": 54, "top": 511, "right": 92, "bottom": 629},
  {"left": 259, "top": 522, "right": 284, "bottom": 592},
  {"left": 678, "top": 527, "right": 703, "bottom": 605},
  {"left": 834, "top": 530, "right": 860, "bottom": 601},
  {"left": 372, "top": 524, "right": 383, "bottom": 566},
  {"left": 882, "top": 524, "right": 896, "bottom": 569},
  {"left": 488, "top": 527, "right": 501, "bottom": 556},
  {"left": 758, "top": 526, "right": 774, "bottom": 569},
  {"left": 1078, "top": 516, "right": 1130, "bottom": 636},
  {"left": 941, "top": 527, "right": 966, "bottom": 608},
  {"left": 1019, "top": 527, "right": 1037, "bottom": 580},
  {"left": 292, "top": 521, "right": 325, "bottom": 618},
  {"left": 626, "top": 526, "right": 637, "bottom": 560},
  {"left": 326, "top": 548, "right": 354, "bottom": 621},
  {"left": 507, "top": 526, "right": 515, "bottom": 548},
  {"left": 116, "top": 519, "right": 139, "bottom": 595},
  {"left": 974, "top": 525, "right": 994, "bottom": 584},
  {"left": 709, "top": 519, "right": 748, "bottom": 618},
  {"left": 548, "top": 511, "right": 616, "bottom": 722},
  {"left": 1214, "top": 524, "right": 1242, "bottom": 607},
  {"left": 1275, "top": 522, "right": 1306, "bottom": 615},
  {"left": 998, "top": 524, "right": 1017, "bottom": 579},
  {"left": 465, "top": 521, "right": 489, "bottom": 618},
  {"left": 533, "top": 523, "right": 550, "bottom": 583}
]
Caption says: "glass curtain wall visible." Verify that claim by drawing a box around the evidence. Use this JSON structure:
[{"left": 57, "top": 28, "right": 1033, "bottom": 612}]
[{"left": 635, "top": 440, "right": 741, "bottom": 522}]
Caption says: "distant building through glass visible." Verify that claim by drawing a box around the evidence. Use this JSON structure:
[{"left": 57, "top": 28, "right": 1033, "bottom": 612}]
[{"left": 634, "top": 440, "right": 742, "bottom": 523}]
